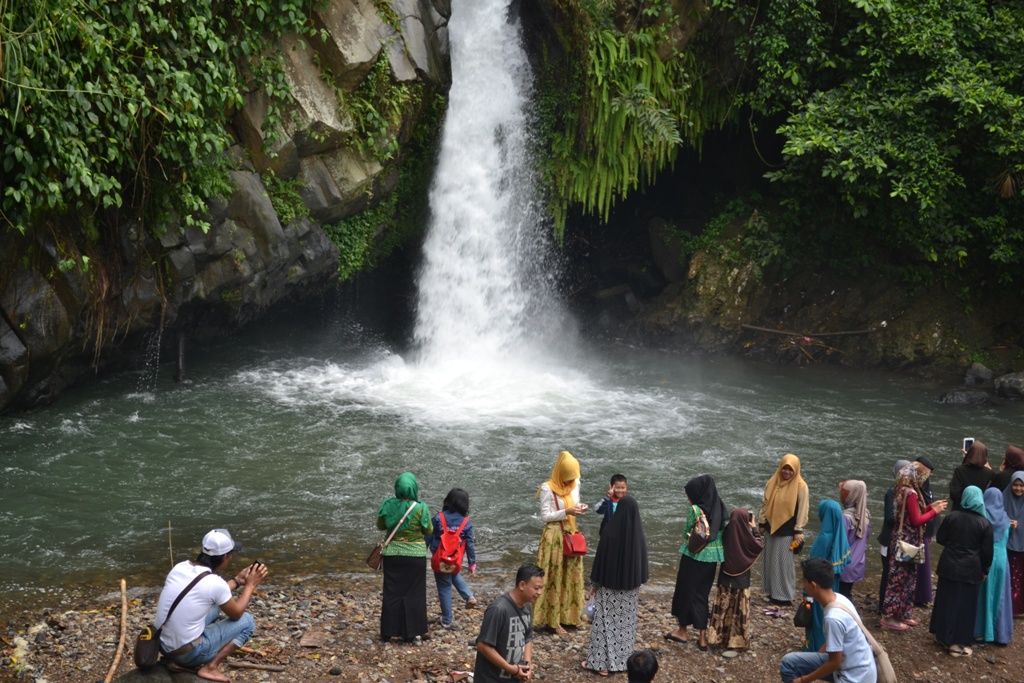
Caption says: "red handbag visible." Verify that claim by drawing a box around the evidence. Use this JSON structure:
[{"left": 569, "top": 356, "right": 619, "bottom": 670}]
[
  {"left": 561, "top": 528, "right": 588, "bottom": 556},
  {"left": 553, "top": 493, "right": 588, "bottom": 556}
]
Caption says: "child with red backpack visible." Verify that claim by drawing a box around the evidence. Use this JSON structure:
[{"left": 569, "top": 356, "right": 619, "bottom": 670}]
[{"left": 426, "top": 488, "right": 477, "bottom": 629}]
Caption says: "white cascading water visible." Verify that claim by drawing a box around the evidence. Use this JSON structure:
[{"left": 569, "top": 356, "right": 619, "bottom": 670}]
[
  {"left": 238, "top": 0, "right": 690, "bottom": 429},
  {"left": 414, "top": 0, "right": 564, "bottom": 368}
]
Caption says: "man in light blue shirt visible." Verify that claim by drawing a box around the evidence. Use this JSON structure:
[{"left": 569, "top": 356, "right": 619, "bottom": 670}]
[{"left": 780, "top": 557, "right": 877, "bottom": 683}]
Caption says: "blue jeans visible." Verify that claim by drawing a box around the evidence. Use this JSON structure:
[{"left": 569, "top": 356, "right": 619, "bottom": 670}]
[
  {"left": 434, "top": 571, "right": 474, "bottom": 626},
  {"left": 779, "top": 652, "right": 834, "bottom": 682},
  {"left": 169, "top": 606, "right": 255, "bottom": 668}
]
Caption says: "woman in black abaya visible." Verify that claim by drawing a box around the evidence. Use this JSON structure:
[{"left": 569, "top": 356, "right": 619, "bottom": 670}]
[{"left": 582, "top": 495, "right": 649, "bottom": 675}]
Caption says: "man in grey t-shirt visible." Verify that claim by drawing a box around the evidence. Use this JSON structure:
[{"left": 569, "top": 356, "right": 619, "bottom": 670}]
[
  {"left": 780, "top": 558, "right": 877, "bottom": 683},
  {"left": 474, "top": 564, "right": 545, "bottom": 682}
]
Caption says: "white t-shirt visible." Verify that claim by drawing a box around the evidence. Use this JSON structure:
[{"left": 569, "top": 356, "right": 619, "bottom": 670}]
[
  {"left": 824, "top": 594, "right": 877, "bottom": 683},
  {"left": 155, "top": 561, "right": 232, "bottom": 650}
]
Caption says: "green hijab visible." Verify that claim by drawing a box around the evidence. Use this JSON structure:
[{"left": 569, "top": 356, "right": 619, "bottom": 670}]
[
  {"left": 960, "top": 485, "right": 986, "bottom": 517},
  {"left": 378, "top": 472, "right": 421, "bottom": 530}
]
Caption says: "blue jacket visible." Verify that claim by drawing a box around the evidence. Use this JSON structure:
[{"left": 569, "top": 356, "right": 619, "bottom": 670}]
[
  {"left": 426, "top": 510, "right": 476, "bottom": 567},
  {"left": 596, "top": 496, "right": 617, "bottom": 535}
]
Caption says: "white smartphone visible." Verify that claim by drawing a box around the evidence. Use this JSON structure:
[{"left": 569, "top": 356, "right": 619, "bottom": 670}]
[{"left": 963, "top": 437, "right": 975, "bottom": 452}]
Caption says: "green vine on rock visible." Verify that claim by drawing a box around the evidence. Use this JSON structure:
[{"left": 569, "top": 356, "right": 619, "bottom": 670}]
[{"left": 344, "top": 53, "right": 419, "bottom": 162}]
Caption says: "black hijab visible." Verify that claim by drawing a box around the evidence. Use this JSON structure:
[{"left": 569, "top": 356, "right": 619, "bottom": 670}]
[
  {"left": 685, "top": 474, "right": 728, "bottom": 540},
  {"left": 590, "top": 496, "right": 649, "bottom": 590}
]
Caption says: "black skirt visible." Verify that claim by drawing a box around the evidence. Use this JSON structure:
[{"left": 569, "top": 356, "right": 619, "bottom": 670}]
[
  {"left": 380, "top": 555, "right": 428, "bottom": 640},
  {"left": 671, "top": 554, "right": 717, "bottom": 629},
  {"left": 929, "top": 576, "right": 979, "bottom": 647}
]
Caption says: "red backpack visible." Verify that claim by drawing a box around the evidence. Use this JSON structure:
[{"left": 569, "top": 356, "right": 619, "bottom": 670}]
[{"left": 431, "top": 512, "right": 469, "bottom": 575}]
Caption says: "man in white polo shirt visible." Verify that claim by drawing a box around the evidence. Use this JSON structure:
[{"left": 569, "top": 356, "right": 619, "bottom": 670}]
[{"left": 155, "top": 529, "right": 268, "bottom": 682}]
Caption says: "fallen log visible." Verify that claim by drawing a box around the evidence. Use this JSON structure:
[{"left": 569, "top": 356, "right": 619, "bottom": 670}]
[{"left": 741, "top": 324, "right": 877, "bottom": 338}]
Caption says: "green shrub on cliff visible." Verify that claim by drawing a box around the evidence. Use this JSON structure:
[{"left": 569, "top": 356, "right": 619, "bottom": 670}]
[
  {"left": 1, "top": 0, "right": 325, "bottom": 238},
  {"left": 703, "top": 0, "right": 1024, "bottom": 283}
]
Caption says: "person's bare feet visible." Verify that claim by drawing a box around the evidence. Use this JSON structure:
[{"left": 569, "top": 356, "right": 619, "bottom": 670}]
[{"left": 196, "top": 664, "right": 231, "bottom": 682}]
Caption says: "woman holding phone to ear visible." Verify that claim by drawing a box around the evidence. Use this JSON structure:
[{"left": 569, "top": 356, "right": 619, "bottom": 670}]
[{"left": 949, "top": 440, "right": 994, "bottom": 510}]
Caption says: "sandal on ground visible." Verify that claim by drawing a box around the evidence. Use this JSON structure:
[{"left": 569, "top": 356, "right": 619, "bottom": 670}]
[
  {"left": 581, "top": 661, "right": 609, "bottom": 676},
  {"left": 880, "top": 619, "right": 910, "bottom": 632},
  {"left": 900, "top": 618, "right": 920, "bottom": 627},
  {"left": 663, "top": 632, "right": 688, "bottom": 644},
  {"left": 164, "top": 661, "right": 198, "bottom": 674},
  {"left": 948, "top": 644, "right": 973, "bottom": 657},
  {"left": 553, "top": 626, "right": 568, "bottom": 635}
]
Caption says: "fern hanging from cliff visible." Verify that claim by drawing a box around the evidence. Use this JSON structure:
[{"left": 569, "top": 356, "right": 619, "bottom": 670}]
[{"left": 546, "top": 20, "right": 732, "bottom": 239}]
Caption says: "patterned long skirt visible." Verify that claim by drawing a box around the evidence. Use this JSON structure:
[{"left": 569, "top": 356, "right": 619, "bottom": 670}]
[
  {"left": 533, "top": 522, "right": 585, "bottom": 629},
  {"left": 1009, "top": 550, "right": 1024, "bottom": 616},
  {"left": 707, "top": 585, "right": 752, "bottom": 650},
  {"left": 586, "top": 586, "right": 639, "bottom": 672},
  {"left": 762, "top": 534, "right": 797, "bottom": 602},
  {"left": 882, "top": 555, "right": 917, "bottom": 621}
]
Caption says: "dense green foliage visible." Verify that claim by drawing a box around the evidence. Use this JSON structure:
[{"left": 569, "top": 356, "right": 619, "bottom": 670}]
[
  {"left": 702, "top": 0, "right": 1024, "bottom": 283},
  {"left": 542, "top": 1, "right": 732, "bottom": 239},
  {"left": 1, "top": 0, "right": 324, "bottom": 239},
  {"left": 344, "top": 54, "right": 422, "bottom": 163}
]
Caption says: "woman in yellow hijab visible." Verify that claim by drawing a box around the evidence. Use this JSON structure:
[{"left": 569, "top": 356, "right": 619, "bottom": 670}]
[
  {"left": 534, "top": 450, "right": 588, "bottom": 632},
  {"left": 757, "top": 454, "right": 809, "bottom": 604}
]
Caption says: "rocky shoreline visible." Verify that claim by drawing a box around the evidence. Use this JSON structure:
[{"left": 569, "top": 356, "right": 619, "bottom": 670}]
[{"left": 2, "top": 570, "right": 1021, "bottom": 683}]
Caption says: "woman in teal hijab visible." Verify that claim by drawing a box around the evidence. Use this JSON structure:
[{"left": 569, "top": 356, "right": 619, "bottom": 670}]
[
  {"left": 930, "top": 485, "right": 994, "bottom": 657},
  {"left": 805, "top": 499, "right": 852, "bottom": 651},
  {"left": 376, "top": 472, "right": 433, "bottom": 642}
]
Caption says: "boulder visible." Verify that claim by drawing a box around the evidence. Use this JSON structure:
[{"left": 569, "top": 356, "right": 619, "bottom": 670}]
[
  {"left": 0, "top": 316, "right": 29, "bottom": 399},
  {"left": 964, "top": 361, "right": 994, "bottom": 384},
  {"left": 392, "top": 0, "right": 450, "bottom": 84},
  {"left": 313, "top": 0, "right": 385, "bottom": 91},
  {"left": 939, "top": 390, "right": 992, "bottom": 406},
  {"left": 0, "top": 268, "right": 72, "bottom": 363},
  {"left": 994, "top": 372, "right": 1024, "bottom": 399}
]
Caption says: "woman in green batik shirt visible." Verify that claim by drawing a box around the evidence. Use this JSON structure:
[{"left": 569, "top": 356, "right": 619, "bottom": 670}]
[
  {"left": 666, "top": 474, "right": 728, "bottom": 650},
  {"left": 377, "top": 471, "right": 433, "bottom": 642}
]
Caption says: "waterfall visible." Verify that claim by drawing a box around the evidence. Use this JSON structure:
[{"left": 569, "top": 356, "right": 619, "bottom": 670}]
[{"left": 413, "top": 0, "right": 565, "bottom": 368}]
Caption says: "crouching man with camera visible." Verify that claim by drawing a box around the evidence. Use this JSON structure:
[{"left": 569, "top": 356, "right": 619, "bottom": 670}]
[{"left": 156, "top": 528, "right": 268, "bottom": 682}]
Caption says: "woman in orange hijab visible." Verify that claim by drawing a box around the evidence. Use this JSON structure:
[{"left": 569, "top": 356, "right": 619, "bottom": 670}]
[
  {"left": 533, "top": 450, "right": 588, "bottom": 632},
  {"left": 757, "top": 454, "right": 809, "bottom": 604}
]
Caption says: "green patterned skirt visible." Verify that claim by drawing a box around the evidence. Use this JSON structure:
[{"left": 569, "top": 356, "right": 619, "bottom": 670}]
[{"left": 533, "top": 521, "right": 585, "bottom": 629}]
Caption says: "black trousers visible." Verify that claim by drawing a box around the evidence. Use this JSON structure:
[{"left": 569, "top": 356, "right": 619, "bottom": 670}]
[{"left": 670, "top": 554, "right": 716, "bottom": 629}]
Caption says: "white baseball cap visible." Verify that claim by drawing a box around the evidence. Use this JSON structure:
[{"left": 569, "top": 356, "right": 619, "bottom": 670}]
[{"left": 202, "top": 528, "right": 242, "bottom": 556}]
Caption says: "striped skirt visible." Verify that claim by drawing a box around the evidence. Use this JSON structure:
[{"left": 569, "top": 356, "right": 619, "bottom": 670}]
[{"left": 761, "top": 534, "right": 797, "bottom": 602}]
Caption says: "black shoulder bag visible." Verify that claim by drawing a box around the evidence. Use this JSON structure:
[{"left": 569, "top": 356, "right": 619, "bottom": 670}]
[{"left": 134, "top": 570, "right": 211, "bottom": 669}]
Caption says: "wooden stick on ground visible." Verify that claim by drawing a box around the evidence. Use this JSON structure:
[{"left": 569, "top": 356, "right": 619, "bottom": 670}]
[
  {"left": 104, "top": 579, "right": 128, "bottom": 683},
  {"left": 227, "top": 662, "right": 286, "bottom": 672}
]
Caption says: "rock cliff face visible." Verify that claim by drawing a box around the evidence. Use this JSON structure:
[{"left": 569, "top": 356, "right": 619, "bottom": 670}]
[{"left": 0, "top": 0, "right": 451, "bottom": 414}]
